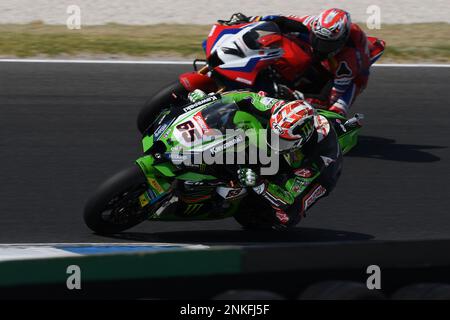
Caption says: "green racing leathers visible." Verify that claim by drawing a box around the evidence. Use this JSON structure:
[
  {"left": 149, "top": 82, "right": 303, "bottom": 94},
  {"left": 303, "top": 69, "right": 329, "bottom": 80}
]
[{"left": 219, "top": 90, "right": 343, "bottom": 228}]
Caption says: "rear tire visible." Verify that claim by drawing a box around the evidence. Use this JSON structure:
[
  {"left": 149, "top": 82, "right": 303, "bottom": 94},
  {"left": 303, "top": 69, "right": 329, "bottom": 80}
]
[
  {"left": 137, "top": 81, "right": 188, "bottom": 133},
  {"left": 84, "top": 165, "right": 149, "bottom": 235}
]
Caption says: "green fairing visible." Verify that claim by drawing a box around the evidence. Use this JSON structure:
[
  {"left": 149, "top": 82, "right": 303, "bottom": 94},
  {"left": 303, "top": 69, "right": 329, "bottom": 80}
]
[
  {"left": 136, "top": 155, "right": 155, "bottom": 175},
  {"left": 137, "top": 155, "right": 177, "bottom": 178},
  {"left": 338, "top": 128, "right": 361, "bottom": 155},
  {"left": 134, "top": 91, "right": 361, "bottom": 221},
  {"left": 284, "top": 171, "right": 320, "bottom": 197},
  {"left": 233, "top": 110, "right": 264, "bottom": 131},
  {"left": 153, "top": 163, "right": 177, "bottom": 177},
  {"left": 142, "top": 135, "right": 153, "bottom": 153},
  {"left": 176, "top": 171, "right": 217, "bottom": 181},
  {"left": 316, "top": 109, "right": 360, "bottom": 154},
  {"left": 267, "top": 183, "right": 295, "bottom": 205},
  {"left": 233, "top": 110, "right": 266, "bottom": 150},
  {"left": 136, "top": 155, "right": 171, "bottom": 196},
  {"left": 317, "top": 109, "right": 347, "bottom": 121}
]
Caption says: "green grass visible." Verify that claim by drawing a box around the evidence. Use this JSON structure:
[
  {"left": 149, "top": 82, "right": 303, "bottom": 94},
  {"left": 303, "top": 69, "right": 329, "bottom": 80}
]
[
  {"left": 0, "top": 22, "right": 449, "bottom": 62},
  {"left": 361, "top": 23, "right": 450, "bottom": 62}
]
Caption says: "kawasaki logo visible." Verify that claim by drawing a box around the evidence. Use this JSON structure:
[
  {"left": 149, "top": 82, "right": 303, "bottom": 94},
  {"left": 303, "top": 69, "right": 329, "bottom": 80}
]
[
  {"left": 210, "top": 135, "right": 244, "bottom": 156},
  {"left": 183, "top": 95, "right": 219, "bottom": 113}
]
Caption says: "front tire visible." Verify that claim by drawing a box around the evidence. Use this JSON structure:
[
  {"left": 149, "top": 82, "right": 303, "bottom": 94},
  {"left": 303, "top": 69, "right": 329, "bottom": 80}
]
[{"left": 84, "top": 165, "right": 149, "bottom": 234}]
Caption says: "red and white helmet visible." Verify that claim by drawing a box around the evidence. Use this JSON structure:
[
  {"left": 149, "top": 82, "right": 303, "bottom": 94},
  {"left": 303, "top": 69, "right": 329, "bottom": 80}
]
[
  {"left": 310, "top": 8, "right": 351, "bottom": 59},
  {"left": 268, "top": 100, "right": 316, "bottom": 153}
]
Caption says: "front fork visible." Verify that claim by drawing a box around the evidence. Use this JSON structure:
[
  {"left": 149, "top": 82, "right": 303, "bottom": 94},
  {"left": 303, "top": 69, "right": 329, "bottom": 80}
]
[{"left": 179, "top": 63, "right": 226, "bottom": 94}]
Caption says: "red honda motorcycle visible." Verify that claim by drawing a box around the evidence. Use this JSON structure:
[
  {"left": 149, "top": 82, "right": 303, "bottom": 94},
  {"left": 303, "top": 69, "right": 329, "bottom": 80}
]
[
  {"left": 137, "top": 20, "right": 330, "bottom": 133},
  {"left": 137, "top": 18, "right": 385, "bottom": 133}
]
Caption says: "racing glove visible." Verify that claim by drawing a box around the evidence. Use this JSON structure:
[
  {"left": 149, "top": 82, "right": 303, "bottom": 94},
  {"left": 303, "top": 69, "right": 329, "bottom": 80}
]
[
  {"left": 218, "top": 13, "right": 251, "bottom": 26},
  {"left": 187, "top": 89, "right": 207, "bottom": 102},
  {"left": 277, "top": 84, "right": 304, "bottom": 100},
  {"left": 237, "top": 168, "right": 258, "bottom": 187}
]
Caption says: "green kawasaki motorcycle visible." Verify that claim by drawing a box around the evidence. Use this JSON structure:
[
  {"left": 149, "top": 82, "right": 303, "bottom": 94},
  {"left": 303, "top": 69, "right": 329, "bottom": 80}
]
[{"left": 84, "top": 94, "right": 363, "bottom": 234}]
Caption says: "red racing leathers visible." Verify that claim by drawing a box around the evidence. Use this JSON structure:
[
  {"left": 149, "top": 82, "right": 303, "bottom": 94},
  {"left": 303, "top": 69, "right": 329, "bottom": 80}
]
[{"left": 255, "top": 14, "right": 385, "bottom": 115}]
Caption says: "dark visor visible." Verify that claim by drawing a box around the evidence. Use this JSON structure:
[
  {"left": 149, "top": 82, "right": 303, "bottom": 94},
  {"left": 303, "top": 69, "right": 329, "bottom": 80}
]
[{"left": 311, "top": 33, "right": 343, "bottom": 54}]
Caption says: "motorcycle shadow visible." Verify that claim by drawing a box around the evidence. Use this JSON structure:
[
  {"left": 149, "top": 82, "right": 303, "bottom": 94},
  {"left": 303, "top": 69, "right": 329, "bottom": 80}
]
[
  {"left": 347, "top": 135, "right": 444, "bottom": 163},
  {"left": 105, "top": 227, "right": 374, "bottom": 244}
]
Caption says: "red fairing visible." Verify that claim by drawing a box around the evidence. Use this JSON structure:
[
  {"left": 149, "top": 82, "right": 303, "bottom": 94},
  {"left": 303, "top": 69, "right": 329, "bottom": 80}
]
[
  {"left": 179, "top": 72, "right": 218, "bottom": 92},
  {"left": 215, "top": 37, "right": 313, "bottom": 86},
  {"left": 273, "top": 37, "right": 313, "bottom": 82},
  {"left": 367, "top": 36, "right": 386, "bottom": 63},
  {"left": 205, "top": 22, "right": 314, "bottom": 86},
  {"left": 205, "top": 23, "right": 270, "bottom": 86}
]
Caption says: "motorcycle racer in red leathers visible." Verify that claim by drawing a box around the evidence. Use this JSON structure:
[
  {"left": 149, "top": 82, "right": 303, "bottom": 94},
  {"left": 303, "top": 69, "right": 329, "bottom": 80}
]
[{"left": 226, "top": 9, "right": 385, "bottom": 116}]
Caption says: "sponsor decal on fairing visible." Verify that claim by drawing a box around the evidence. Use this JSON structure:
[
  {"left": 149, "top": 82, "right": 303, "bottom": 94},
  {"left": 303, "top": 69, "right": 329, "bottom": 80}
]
[
  {"left": 182, "top": 95, "right": 219, "bottom": 113},
  {"left": 216, "top": 186, "right": 247, "bottom": 199},
  {"left": 153, "top": 123, "right": 168, "bottom": 140},
  {"left": 294, "top": 168, "right": 313, "bottom": 178},
  {"left": 275, "top": 209, "right": 290, "bottom": 224},
  {"left": 303, "top": 184, "right": 327, "bottom": 210},
  {"left": 210, "top": 134, "right": 244, "bottom": 156}
]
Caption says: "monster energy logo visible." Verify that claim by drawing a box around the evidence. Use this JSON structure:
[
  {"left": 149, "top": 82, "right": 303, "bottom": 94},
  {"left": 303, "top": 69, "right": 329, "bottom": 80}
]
[
  {"left": 184, "top": 203, "right": 203, "bottom": 215},
  {"left": 300, "top": 120, "right": 314, "bottom": 139}
]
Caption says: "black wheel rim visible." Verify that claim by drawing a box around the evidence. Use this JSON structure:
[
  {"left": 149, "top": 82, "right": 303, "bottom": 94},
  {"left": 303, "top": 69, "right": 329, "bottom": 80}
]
[{"left": 101, "top": 183, "right": 148, "bottom": 226}]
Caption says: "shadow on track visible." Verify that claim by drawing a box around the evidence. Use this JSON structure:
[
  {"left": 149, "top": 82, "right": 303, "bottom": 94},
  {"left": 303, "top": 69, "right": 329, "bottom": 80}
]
[
  {"left": 103, "top": 227, "right": 374, "bottom": 244},
  {"left": 347, "top": 135, "right": 445, "bottom": 162}
]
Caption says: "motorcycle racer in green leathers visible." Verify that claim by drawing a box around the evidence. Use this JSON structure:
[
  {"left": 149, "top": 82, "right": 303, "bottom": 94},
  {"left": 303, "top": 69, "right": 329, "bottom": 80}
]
[{"left": 187, "top": 89, "right": 343, "bottom": 229}]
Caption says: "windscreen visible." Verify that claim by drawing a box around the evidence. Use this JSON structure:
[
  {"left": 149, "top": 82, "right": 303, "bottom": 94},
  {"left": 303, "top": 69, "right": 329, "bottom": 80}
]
[
  {"left": 242, "top": 22, "right": 281, "bottom": 50},
  {"left": 201, "top": 101, "right": 239, "bottom": 133}
]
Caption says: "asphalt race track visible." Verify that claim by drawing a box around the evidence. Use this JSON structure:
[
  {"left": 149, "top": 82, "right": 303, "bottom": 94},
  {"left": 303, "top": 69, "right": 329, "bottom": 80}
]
[{"left": 1, "top": 62, "right": 449, "bottom": 244}]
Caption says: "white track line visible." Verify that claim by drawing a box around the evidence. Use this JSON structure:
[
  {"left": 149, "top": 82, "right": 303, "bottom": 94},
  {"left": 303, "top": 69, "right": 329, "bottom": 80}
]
[
  {"left": 0, "top": 243, "right": 209, "bottom": 262},
  {"left": 0, "top": 247, "right": 80, "bottom": 261},
  {"left": 0, "top": 59, "right": 193, "bottom": 65},
  {"left": 0, "top": 58, "right": 449, "bottom": 68},
  {"left": 373, "top": 63, "right": 450, "bottom": 68},
  {"left": 0, "top": 242, "right": 203, "bottom": 246}
]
